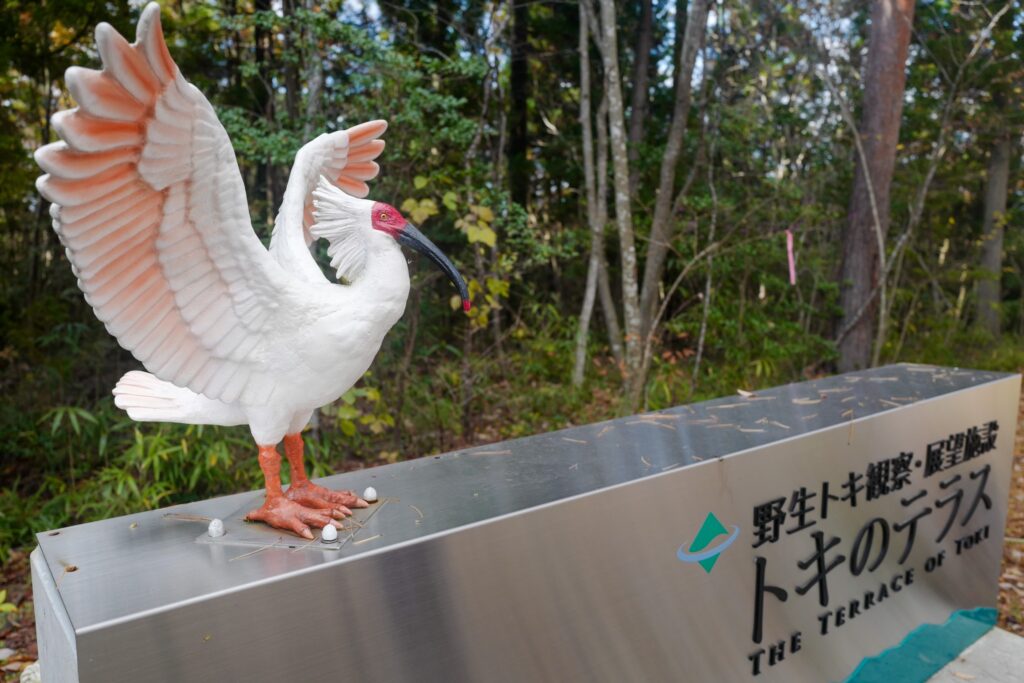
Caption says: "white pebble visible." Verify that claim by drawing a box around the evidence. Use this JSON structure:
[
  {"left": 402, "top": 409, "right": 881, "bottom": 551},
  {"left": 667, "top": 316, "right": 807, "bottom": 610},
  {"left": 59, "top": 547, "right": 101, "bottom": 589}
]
[
  {"left": 321, "top": 524, "right": 338, "bottom": 542},
  {"left": 207, "top": 518, "right": 225, "bottom": 538},
  {"left": 362, "top": 486, "right": 378, "bottom": 503}
]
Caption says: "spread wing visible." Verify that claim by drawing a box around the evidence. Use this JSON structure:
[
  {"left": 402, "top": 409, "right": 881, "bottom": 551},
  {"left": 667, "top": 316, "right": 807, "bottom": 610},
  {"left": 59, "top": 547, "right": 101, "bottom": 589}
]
[
  {"left": 34, "top": 3, "right": 289, "bottom": 406},
  {"left": 281, "top": 121, "right": 388, "bottom": 247}
]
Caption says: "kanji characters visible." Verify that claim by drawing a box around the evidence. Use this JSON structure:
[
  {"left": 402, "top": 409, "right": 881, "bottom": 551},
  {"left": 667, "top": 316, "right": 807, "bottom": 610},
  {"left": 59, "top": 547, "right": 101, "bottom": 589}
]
[{"left": 752, "top": 497, "right": 787, "bottom": 548}]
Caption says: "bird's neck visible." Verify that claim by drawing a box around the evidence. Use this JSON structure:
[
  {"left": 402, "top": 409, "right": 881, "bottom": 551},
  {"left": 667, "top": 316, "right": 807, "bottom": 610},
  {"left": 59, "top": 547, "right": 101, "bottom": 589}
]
[{"left": 349, "top": 242, "right": 411, "bottom": 327}]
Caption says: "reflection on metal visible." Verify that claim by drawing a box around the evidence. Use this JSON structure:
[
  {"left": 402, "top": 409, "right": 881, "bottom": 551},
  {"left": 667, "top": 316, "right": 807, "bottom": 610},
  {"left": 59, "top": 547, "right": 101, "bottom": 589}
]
[{"left": 32, "top": 364, "right": 1020, "bottom": 682}]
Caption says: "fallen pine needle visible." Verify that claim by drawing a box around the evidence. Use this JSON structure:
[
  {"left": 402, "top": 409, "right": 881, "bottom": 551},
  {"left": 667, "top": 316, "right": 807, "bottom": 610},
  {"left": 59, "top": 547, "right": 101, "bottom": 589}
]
[
  {"left": 353, "top": 534, "right": 381, "bottom": 546},
  {"left": 290, "top": 534, "right": 327, "bottom": 553},
  {"left": 626, "top": 420, "right": 676, "bottom": 431},
  {"left": 756, "top": 418, "right": 790, "bottom": 430},
  {"left": 562, "top": 437, "right": 588, "bottom": 444},
  {"left": 163, "top": 512, "right": 211, "bottom": 523},
  {"left": 229, "top": 536, "right": 283, "bottom": 562},
  {"left": 641, "top": 456, "right": 653, "bottom": 467},
  {"left": 409, "top": 505, "right": 424, "bottom": 519}
]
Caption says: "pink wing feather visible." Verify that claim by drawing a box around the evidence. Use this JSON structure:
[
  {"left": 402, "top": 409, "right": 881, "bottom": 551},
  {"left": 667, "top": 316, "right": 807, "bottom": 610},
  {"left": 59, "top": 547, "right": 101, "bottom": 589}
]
[
  {"left": 35, "top": 3, "right": 288, "bottom": 406},
  {"left": 295, "top": 120, "right": 388, "bottom": 246}
]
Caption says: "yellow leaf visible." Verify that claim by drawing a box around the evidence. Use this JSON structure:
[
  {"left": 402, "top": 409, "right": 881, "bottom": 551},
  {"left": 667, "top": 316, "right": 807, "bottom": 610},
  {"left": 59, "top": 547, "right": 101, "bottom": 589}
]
[
  {"left": 450, "top": 294, "right": 462, "bottom": 310},
  {"left": 486, "top": 277, "right": 509, "bottom": 297},
  {"left": 467, "top": 225, "right": 496, "bottom": 247},
  {"left": 401, "top": 198, "right": 418, "bottom": 213},
  {"left": 476, "top": 205, "right": 494, "bottom": 223},
  {"left": 414, "top": 175, "right": 428, "bottom": 189}
]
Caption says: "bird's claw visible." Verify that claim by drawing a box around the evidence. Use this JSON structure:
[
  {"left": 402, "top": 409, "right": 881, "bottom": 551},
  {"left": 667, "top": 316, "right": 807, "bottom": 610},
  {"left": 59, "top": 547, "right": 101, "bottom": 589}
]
[
  {"left": 245, "top": 495, "right": 342, "bottom": 540},
  {"left": 285, "top": 479, "right": 369, "bottom": 517}
]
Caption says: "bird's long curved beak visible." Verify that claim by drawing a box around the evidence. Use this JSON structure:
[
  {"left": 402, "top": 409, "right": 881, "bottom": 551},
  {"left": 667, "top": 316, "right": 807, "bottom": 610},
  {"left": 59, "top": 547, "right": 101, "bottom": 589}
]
[{"left": 397, "top": 224, "right": 471, "bottom": 311}]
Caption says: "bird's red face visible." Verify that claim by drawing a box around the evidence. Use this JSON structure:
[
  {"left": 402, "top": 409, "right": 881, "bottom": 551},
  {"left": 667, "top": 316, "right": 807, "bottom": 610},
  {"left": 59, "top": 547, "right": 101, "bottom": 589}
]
[
  {"left": 370, "top": 200, "right": 471, "bottom": 311},
  {"left": 370, "top": 202, "right": 407, "bottom": 238}
]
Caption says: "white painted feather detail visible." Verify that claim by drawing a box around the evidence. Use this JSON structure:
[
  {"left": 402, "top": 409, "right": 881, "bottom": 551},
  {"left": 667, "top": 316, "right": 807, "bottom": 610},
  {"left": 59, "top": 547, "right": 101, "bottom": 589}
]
[{"left": 311, "top": 176, "right": 369, "bottom": 283}]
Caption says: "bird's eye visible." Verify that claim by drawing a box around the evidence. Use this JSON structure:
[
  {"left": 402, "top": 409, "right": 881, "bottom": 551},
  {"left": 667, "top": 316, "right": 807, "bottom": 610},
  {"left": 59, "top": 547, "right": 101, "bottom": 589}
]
[{"left": 379, "top": 212, "right": 389, "bottom": 221}]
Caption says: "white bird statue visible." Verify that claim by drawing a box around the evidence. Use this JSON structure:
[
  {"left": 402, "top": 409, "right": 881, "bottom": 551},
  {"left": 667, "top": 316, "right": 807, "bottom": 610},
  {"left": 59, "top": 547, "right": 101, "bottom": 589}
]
[{"left": 34, "top": 2, "right": 470, "bottom": 539}]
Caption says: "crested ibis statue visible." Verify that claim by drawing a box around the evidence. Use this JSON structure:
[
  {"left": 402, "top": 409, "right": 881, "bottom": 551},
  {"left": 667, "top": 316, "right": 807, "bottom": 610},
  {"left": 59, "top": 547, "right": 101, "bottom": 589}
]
[{"left": 34, "top": 2, "right": 470, "bottom": 539}]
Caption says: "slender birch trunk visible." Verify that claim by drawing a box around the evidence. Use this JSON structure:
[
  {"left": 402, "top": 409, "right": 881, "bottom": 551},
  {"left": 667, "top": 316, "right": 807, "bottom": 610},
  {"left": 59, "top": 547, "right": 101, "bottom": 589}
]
[
  {"left": 590, "top": 0, "right": 642, "bottom": 403},
  {"left": 594, "top": 96, "right": 621, "bottom": 366},
  {"left": 626, "top": 0, "right": 654, "bottom": 192},
  {"left": 638, "top": 0, "right": 711, "bottom": 341},
  {"left": 976, "top": 132, "right": 1012, "bottom": 336},
  {"left": 573, "top": 2, "right": 600, "bottom": 386}
]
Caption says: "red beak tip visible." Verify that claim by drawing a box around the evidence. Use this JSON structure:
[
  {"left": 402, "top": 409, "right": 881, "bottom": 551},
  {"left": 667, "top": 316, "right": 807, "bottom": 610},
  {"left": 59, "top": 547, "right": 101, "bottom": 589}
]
[{"left": 463, "top": 300, "right": 472, "bottom": 312}]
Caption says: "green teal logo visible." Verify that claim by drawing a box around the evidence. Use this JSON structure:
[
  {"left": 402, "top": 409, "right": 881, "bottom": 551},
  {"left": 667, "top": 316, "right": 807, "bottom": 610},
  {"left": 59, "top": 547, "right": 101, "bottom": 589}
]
[{"left": 676, "top": 512, "right": 740, "bottom": 573}]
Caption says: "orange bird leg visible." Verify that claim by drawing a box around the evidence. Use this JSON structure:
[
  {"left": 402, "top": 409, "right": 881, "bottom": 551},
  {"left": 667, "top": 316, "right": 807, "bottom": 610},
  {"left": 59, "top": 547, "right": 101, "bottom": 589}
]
[
  {"left": 282, "top": 433, "right": 369, "bottom": 515},
  {"left": 245, "top": 444, "right": 341, "bottom": 539}
]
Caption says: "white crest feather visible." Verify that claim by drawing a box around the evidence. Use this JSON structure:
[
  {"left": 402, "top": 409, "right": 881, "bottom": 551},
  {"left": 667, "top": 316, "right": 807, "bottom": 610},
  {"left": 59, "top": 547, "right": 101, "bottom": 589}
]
[{"left": 311, "top": 176, "right": 368, "bottom": 282}]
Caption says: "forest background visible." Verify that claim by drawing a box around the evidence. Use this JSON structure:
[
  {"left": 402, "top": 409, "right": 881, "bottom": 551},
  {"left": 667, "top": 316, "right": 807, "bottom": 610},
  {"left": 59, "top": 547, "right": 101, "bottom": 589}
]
[{"left": 0, "top": 0, "right": 1021, "bottom": 584}]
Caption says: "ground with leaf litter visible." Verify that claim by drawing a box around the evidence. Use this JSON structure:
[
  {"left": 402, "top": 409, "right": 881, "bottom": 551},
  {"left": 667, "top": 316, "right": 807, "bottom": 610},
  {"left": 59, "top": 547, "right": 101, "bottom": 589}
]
[{"left": 2, "top": 389, "right": 1024, "bottom": 680}]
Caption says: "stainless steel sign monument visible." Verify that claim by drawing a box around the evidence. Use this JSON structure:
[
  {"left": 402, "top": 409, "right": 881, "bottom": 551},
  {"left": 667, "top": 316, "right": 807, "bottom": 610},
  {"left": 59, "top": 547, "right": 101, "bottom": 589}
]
[{"left": 31, "top": 364, "right": 1020, "bottom": 682}]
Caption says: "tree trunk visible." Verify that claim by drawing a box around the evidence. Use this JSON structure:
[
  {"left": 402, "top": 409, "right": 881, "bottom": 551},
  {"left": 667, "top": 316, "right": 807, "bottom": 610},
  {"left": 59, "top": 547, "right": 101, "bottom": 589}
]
[
  {"left": 975, "top": 132, "right": 1012, "bottom": 336},
  {"left": 508, "top": 0, "right": 530, "bottom": 206},
  {"left": 637, "top": 0, "right": 710, "bottom": 342},
  {"left": 594, "top": 95, "right": 624, "bottom": 368},
  {"left": 626, "top": 0, "right": 654, "bottom": 190},
  {"left": 836, "top": 0, "right": 915, "bottom": 372},
  {"left": 282, "top": 0, "right": 300, "bottom": 121},
  {"left": 591, "top": 0, "right": 643, "bottom": 403},
  {"left": 302, "top": 0, "right": 324, "bottom": 139},
  {"left": 573, "top": 3, "right": 600, "bottom": 386}
]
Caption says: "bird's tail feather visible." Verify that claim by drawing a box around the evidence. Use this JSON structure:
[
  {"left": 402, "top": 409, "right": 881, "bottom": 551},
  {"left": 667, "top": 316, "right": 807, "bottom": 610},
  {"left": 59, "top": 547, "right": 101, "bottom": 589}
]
[
  {"left": 113, "top": 371, "right": 245, "bottom": 426},
  {"left": 113, "top": 371, "right": 195, "bottom": 422}
]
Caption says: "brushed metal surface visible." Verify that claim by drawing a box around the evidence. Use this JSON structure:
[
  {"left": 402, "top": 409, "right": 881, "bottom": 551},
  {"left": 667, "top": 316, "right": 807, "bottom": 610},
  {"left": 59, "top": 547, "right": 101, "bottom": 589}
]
[
  {"left": 32, "top": 364, "right": 1020, "bottom": 682},
  {"left": 30, "top": 549, "right": 77, "bottom": 683}
]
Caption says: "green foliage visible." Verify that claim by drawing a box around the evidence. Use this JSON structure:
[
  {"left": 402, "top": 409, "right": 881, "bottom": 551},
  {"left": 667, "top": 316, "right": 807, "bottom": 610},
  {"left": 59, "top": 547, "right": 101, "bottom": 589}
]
[{"left": 0, "top": 0, "right": 1020, "bottom": 565}]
